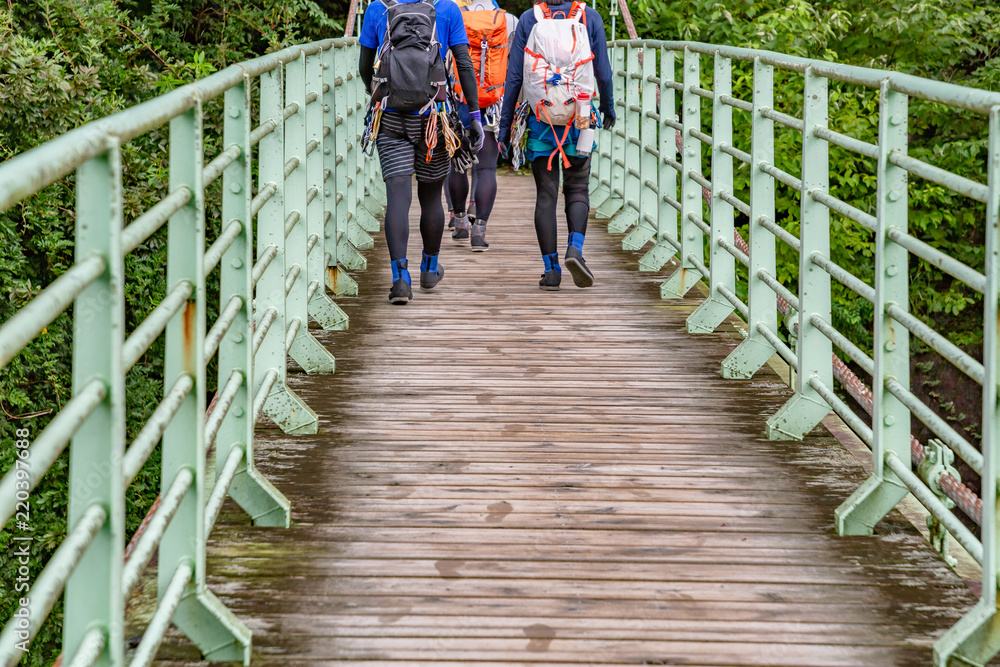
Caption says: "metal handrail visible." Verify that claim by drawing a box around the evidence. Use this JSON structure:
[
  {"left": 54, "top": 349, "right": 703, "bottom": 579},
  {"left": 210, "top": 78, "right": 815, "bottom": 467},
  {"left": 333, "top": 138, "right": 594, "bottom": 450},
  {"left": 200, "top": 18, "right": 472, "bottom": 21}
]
[
  {"left": 594, "top": 40, "right": 999, "bottom": 666},
  {"left": 0, "top": 37, "right": 380, "bottom": 667}
]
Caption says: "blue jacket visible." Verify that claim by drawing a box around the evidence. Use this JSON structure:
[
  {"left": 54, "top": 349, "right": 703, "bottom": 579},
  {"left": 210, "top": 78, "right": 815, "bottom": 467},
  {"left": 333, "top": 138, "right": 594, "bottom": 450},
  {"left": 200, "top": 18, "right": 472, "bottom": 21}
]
[{"left": 497, "top": 2, "right": 614, "bottom": 145}]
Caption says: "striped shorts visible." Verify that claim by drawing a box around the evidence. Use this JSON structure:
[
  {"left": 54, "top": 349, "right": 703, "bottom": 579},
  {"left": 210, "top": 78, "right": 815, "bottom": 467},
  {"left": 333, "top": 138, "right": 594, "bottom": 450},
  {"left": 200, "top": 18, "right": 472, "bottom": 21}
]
[{"left": 375, "top": 112, "right": 450, "bottom": 183}]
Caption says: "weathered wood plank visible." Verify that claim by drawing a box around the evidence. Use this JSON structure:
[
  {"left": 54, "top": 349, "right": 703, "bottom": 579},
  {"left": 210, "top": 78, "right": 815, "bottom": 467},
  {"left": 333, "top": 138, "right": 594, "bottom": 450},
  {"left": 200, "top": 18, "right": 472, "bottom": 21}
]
[{"left": 155, "top": 175, "right": 979, "bottom": 666}]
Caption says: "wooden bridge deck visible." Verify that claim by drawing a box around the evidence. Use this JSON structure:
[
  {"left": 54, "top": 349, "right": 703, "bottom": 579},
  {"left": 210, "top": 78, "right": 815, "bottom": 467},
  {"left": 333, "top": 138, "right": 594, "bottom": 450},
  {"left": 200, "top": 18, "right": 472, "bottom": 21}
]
[{"left": 158, "top": 174, "right": 978, "bottom": 666}]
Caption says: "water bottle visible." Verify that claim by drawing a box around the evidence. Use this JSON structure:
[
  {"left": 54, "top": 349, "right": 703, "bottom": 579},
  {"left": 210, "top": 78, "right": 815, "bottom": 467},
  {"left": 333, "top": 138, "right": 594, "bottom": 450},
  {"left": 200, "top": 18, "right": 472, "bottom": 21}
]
[{"left": 575, "top": 92, "right": 591, "bottom": 130}]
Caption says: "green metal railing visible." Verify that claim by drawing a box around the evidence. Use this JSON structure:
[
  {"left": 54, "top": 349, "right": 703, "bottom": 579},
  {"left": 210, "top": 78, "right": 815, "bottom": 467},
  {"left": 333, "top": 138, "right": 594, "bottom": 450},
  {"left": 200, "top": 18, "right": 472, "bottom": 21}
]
[
  {"left": 0, "top": 37, "right": 382, "bottom": 666},
  {"left": 593, "top": 39, "right": 1000, "bottom": 666}
]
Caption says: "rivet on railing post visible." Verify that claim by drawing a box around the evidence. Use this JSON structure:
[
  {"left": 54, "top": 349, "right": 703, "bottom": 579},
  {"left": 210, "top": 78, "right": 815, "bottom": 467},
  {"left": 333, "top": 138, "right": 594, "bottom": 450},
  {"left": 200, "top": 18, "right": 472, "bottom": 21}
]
[
  {"left": 661, "top": 47, "right": 704, "bottom": 299},
  {"left": 608, "top": 45, "right": 641, "bottom": 235},
  {"left": 766, "top": 65, "right": 835, "bottom": 441},
  {"left": 722, "top": 57, "right": 779, "bottom": 379},
  {"left": 218, "top": 72, "right": 290, "bottom": 528},
  {"left": 933, "top": 103, "right": 1000, "bottom": 667},
  {"left": 835, "top": 80, "right": 911, "bottom": 532},
  {"left": 595, "top": 45, "right": 626, "bottom": 220},
  {"left": 160, "top": 99, "right": 252, "bottom": 663},
  {"left": 63, "top": 136, "right": 125, "bottom": 667},
  {"left": 687, "top": 51, "right": 736, "bottom": 334}
]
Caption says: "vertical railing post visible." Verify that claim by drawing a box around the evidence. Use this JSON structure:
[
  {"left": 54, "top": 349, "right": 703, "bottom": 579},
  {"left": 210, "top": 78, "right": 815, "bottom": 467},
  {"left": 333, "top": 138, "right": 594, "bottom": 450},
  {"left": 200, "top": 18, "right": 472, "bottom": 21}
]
[
  {"left": 595, "top": 45, "right": 625, "bottom": 220},
  {"left": 640, "top": 46, "right": 678, "bottom": 272},
  {"left": 590, "top": 40, "right": 613, "bottom": 208},
  {"left": 63, "top": 139, "right": 125, "bottom": 667},
  {"left": 723, "top": 58, "right": 778, "bottom": 378},
  {"left": 766, "top": 66, "right": 835, "bottom": 440},
  {"left": 285, "top": 51, "right": 337, "bottom": 375},
  {"left": 608, "top": 46, "right": 641, "bottom": 234},
  {"left": 934, "top": 105, "right": 1000, "bottom": 667},
  {"left": 348, "top": 53, "right": 380, "bottom": 239},
  {"left": 327, "top": 47, "right": 365, "bottom": 283},
  {"left": 218, "top": 74, "right": 290, "bottom": 528},
  {"left": 661, "top": 47, "right": 703, "bottom": 299},
  {"left": 687, "top": 51, "right": 736, "bottom": 333},
  {"left": 336, "top": 48, "right": 368, "bottom": 272},
  {"left": 626, "top": 45, "right": 661, "bottom": 262},
  {"left": 835, "top": 80, "right": 910, "bottom": 527},
  {"left": 160, "top": 101, "right": 251, "bottom": 663},
  {"left": 256, "top": 63, "right": 319, "bottom": 435},
  {"left": 305, "top": 49, "right": 350, "bottom": 331}
]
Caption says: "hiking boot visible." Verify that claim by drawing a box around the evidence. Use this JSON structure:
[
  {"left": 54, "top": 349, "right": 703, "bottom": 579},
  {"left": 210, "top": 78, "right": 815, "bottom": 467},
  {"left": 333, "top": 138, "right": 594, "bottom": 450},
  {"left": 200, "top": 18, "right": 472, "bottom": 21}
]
[
  {"left": 451, "top": 214, "right": 470, "bottom": 242},
  {"left": 539, "top": 269, "right": 561, "bottom": 291},
  {"left": 470, "top": 222, "right": 489, "bottom": 252},
  {"left": 420, "top": 253, "right": 445, "bottom": 290},
  {"left": 389, "top": 278, "right": 412, "bottom": 304},
  {"left": 388, "top": 258, "right": 412, "bottom": 304},
  {"left": 565, "top": 245, "right": 594, "bottom": 288}
]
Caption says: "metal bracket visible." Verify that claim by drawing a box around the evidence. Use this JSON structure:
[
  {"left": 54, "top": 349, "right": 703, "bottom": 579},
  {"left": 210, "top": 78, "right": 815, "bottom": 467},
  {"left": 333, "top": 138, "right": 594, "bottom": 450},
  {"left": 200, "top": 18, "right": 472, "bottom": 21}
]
[{"left": 918, "top": 439, "right": 961, "bottom": 566}]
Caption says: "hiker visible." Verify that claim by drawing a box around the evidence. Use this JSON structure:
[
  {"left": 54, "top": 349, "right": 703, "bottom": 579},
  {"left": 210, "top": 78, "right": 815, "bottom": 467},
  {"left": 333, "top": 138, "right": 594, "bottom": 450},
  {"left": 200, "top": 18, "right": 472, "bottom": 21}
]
[
  {"left": 446, "top": 0, "right": 518, "bottom": 251},
  {"left": 359, "top": 0, "right": 485, "bottom": 304},
  {"left": 497, "top": 0, "right": 614, "bottom": 290}
]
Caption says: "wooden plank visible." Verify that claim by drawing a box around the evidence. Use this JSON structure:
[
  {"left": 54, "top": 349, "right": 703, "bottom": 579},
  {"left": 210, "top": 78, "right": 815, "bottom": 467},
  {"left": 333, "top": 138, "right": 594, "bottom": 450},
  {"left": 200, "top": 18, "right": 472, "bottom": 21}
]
[{"left": 155, "top": 175, "right": 979, "bottom": 666}]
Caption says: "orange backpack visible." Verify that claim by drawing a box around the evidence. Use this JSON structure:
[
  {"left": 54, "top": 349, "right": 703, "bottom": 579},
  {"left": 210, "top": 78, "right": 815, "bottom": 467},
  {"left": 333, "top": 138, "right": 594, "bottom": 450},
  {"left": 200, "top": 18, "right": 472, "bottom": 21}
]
[{"left": 453, "top": 9, "right": 509, "bottom": 109}]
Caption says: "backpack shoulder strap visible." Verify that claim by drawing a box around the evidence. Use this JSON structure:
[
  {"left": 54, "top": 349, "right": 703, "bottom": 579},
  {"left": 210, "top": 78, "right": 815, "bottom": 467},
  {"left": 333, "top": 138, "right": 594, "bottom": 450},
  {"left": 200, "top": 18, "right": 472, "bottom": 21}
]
[
  {"left": 568, "top": 1, "right": 586, "bottom": 23},
  {"left": 532, "top": 3, "right": 550, "bottom": 21},
  {"left": 381, "top": 0, "right": 397, "bottom": 8}
]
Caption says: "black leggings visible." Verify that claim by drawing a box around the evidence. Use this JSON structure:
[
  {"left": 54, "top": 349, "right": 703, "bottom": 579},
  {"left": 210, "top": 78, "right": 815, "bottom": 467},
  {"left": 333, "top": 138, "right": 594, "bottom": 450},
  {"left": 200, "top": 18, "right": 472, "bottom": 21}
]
[
  {"left": 446, "top": 132, "right": 499, "bottom": 222},
  {"left": 384, "top": 175, "right": 446, "bottom": 261},
  {"left": 530, "top": 155, "right": 591, "bottom": 256}
]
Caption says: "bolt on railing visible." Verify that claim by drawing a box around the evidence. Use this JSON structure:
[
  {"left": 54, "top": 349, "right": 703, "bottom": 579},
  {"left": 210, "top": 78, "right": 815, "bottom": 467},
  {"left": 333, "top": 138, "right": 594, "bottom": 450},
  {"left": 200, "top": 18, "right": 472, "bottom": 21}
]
[
  {"left": 594, "top": 38, "right": 1000, "bottom": 667},
  {"left": 0, "top": 37, "right": 381, "bottom": 667}
]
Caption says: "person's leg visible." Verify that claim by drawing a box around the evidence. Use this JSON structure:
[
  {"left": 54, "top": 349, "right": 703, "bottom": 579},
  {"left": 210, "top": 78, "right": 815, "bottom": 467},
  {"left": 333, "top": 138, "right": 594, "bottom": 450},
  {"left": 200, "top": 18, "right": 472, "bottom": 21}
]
[
  {"left": 468, "top": 166, "right": 479, "bottom": 224},
  {"left": 415, "top": 121, "right": 451, "bottom": 289},
  {"left": 562, "top": 155, "right": 594, "bottom": 288},
  {"left": 470, "top": 133, "right": 499, "bottom": 251},
  {"left": 375, "top": 124, "right": 417, "bottom": 304},
  {"left": 444, "top": 165, "right": 455, "bottom": 228},
  {"left": 531, "top": 156, "right": 562, "bottom": 289},
  {"left": 448, "top": 168, "right": 471, "bottom": 240}
]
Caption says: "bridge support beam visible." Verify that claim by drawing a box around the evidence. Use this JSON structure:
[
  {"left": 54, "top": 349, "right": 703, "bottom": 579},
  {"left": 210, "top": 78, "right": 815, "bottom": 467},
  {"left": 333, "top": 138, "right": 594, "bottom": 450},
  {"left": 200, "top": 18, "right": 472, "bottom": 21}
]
[
  {"left": 722, "top": 58, "right": 778, "bottom": 376},
  {"left": 835, "top": 81, "right": 912, "bottom": 531},
  {"left": 218, "top": 77, "right": 291, "bottom": 530},
  {"left": 687, "top": 52, "right": 736, "bottom": 334},
  {"left": 638, "top": 46, "right": 678, "bottom": 273},
  {"left": 661, "top": 48, "right": 705, "bottom": 300},
  {"left": 765, "top": 67, "right": 833, "bottom": 441},
  {"left": 161, "top": 102, "right": 252, "bottom": 664},
  {"left": 934, "top": 103, "right": 1000, "bottom": 667},
  {"left": 595, "top": 46, "right": 625, "bottom": 221},
  {"left": 623, "top": 45, "right": 661, "bottom": 257}
]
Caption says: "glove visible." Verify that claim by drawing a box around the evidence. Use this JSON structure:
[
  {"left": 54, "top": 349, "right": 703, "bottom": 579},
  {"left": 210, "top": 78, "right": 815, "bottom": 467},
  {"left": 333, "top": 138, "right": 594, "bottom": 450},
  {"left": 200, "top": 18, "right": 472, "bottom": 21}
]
[
  {"left": 602, "top": 108, "right": 616, "bottom": 131},
  {"left": 469, "top": 110, "right": 485, "bottom": 152},
  {"left": 498, "top": 139, "right": 509, "bottom": 158}
]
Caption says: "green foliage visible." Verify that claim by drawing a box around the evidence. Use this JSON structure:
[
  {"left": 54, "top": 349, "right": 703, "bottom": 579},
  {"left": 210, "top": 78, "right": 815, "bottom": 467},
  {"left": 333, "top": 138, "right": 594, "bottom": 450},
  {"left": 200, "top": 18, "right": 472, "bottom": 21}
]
[{"left": 0, "top": 0, "right": 345, "bottom": 663}]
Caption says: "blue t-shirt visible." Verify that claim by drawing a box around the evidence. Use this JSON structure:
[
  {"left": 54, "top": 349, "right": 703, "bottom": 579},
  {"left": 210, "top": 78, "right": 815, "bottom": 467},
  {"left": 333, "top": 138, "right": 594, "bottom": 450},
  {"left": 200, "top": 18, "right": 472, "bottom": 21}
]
[{"left": 359, "top": 0, "right": 469, "bottom": 62}]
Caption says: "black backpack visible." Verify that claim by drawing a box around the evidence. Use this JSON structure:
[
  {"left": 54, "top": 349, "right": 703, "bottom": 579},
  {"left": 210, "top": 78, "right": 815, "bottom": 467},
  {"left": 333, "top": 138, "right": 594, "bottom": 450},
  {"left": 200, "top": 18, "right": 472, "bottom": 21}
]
[{"left": 373, "top": 0, "right": 448, "bottom": 111}]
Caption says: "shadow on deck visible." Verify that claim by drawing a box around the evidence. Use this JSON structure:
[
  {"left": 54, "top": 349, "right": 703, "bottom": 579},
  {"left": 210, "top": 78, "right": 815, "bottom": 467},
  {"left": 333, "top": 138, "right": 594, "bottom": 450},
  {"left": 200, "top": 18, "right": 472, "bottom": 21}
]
[{"left": 155, "top": 173, "right": 979, "bottom": 666}]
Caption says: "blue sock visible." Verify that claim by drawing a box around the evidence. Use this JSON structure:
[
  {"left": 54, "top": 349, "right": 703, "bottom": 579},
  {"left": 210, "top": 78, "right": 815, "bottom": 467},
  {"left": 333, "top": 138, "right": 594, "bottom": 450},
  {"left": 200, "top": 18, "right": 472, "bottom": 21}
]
[
  {"left": 392, "top": 258, "right": 410, "bottom": 284},
  {"left": 420, "top": 252, "right": 439, "bottom": 274},
  {"left": 543, "top": 252, "right": 561, "bottom": 274},
  {"left": 568, "top": 232, "right": 585, "bottom": 252}
]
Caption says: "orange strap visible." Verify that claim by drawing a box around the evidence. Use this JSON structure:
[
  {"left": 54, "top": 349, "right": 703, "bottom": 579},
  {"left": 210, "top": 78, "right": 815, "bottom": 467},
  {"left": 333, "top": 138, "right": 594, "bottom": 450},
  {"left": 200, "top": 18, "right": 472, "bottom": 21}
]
[{"left": 540, "top": 105, "right": 572, "bottom": 171}]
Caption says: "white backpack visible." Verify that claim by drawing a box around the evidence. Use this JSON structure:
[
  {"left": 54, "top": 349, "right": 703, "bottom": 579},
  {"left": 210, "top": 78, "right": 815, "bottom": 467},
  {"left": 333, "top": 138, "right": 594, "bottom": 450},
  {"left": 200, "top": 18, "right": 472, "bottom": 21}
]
[{"left": 522, "top": 1, "right": 596, "bottom": 127}]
